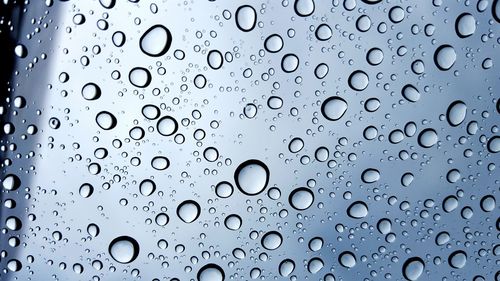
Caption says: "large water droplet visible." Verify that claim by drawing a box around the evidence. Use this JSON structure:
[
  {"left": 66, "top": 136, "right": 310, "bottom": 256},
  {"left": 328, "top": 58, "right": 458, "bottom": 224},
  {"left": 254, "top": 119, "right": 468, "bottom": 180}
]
[
  {"left": 235, "top": 5, "right": 256, "bottom": 32},
  {"left": 348, "top": 70, "right": 369, "bottom": 91},
  {"left": 339, "top": 251, "right": 357, "bottom": 268},
  {"left": 446, "top": 101, "right": 467, "bottom": 126},
  {"left": 139, "top": 179, "right": 156, "bottom": 196},
  {"left": 234, "top": 160, "right": 270, "bottom": 196},
  {"left": 157, "top": 116, "right": 178, "bottom": 136},
  {"left": 321, "top": 96, "right": 348, "bottom": 121},
  {"left": 418, "top": 128, "right": 438, "bottom": 148},
  {"left": 108, "top": 236, "right": 140, "bottom": 264},
  {"left": 279, "top": 259, "right": 295, "bottom": 277},
  {"left": 96, "top": 111, "right": 117, "bottom": 130},
  {"left": 402, "top": 257, "right": 425, "bottom": 280},
  {"left": 140, "top": 25, "right": 172, "bottom": 57},
  {"left": 294, "top": 0, "right": 315, "bottom": 17},
  {"left": 261, "top": 231, "right": 283, "bottom": 250},
  {"left": 455, "top": 13, "right": 476, "bottom": 38},
  {"left": 197, "top": 264, "right": 225, "bottom": 281},
  {"left": 448, "top": 250, "right": 467, "bottom": 269},
  {"left": 434, "top": 45, "right": 457, "bottom": 71},
  {"left": 129, "top": 67, "right": 152, "bottom": 88},
  {"left": 347, "top": 201, "right": 369, "bottom": 219},
  {"left": 81, "top": 83, "right": 101, "bottom": 100},
  {"left": 289, "top": 187, "right": 314, "bottom": 210},
  {"left": 177, "top": 200, "right": 201, "bottom": 223}
]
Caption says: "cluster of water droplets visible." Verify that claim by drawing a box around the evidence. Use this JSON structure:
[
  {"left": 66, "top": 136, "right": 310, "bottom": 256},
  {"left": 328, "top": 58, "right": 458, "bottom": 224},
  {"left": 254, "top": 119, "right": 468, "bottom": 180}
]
[{"left": 0, "top": 0, "right": 498, "bottom": 280}]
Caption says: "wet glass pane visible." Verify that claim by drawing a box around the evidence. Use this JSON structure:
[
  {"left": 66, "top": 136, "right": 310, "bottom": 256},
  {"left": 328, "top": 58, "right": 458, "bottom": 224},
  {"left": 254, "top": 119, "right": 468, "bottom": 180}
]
[{"left": 0, "top": 0, "right": 499, "bottom": 280}]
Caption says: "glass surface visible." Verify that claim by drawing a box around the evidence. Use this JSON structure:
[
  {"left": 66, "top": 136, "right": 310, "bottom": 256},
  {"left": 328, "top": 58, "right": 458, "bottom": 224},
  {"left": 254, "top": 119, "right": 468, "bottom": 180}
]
[{"left": 0, "top": 0, "right": 499, "bottom": 280}]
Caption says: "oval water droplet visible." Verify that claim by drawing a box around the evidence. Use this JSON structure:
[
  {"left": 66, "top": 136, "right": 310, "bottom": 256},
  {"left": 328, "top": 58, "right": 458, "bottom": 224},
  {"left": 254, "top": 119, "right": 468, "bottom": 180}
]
[
  {"left": 339, "top": 251, "right": 357, "bottom": 268},
  {"left": 129, "top": 67, "right": 152, "bottom": 88},
  {"left": 434, "top": 45, "right": 457, "bottom": 71},
  {"left": 197, "top": 264, "right": 225, "bottom": 281},
  {"left": 418, "top": 128, "right": 438, "bottom": 148},
  {"left": 455, "top": 13, "right": 476, "bottom": 38},
  {"left": 96, "top": 111, "right": 117, "bottom": 130},
  {"left": 347, "top": 201, "right": 369, "bottom": 219},
  {"left": 402, "top": 257, "right": 425, "bottom": 280},
  {"left": 447, "top": 101, "right": 467, "bottom": 126},
  {"left": 261, "top": 231, "right": 283, "bottom": 250},
  {"left": 235, "top": 5, "right": 256, "bottom": 32}
]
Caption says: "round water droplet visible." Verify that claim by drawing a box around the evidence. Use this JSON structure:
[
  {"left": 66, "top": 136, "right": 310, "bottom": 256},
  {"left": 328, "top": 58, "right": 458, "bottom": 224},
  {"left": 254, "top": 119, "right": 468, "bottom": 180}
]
[
  {"left": 87, "top": 223, "right": 100, "bottom": 237},
  {"left": 321, "top": 96, "right": 348, "bottom": 121},
  {"left": 448, "top": 250, "right": 467, "bottom": 269},
  {"left": 81, "top": 83, "right": 101, "bottom": 100},
  {"left": 108, "top": 236, "right": 140, "bottom": 264},
  {"left": 157, "top": 116, "right": 178, "bottom": 136},
  {"left": 264, "top": 34, "right": 283, "bottom": 53},
  {"left": 339, "top": 251, "right": 357, "bottom": 268},
  {"left": 447, "top": 101, "right": 467, "bottom": 126},
  {"left": 361, "top": 168, "right": 380, "bottom": 183},
  {"left": 315, "top": 24, "right": 332, "bottom": 41},
  {"left": 177, "top": 200, "right": 201, "bottom": 223},
  {"left": 435, "top": 231, "right": 450, "bottom": 245},
  {"left": 480, "top": 195, "right": 495, "bottom": 212},
  {"left": 289, "top": 187, "right": 314, "bottom": 210},
  {"left": 155, "top": 213, "right": 169, "bottom": 226},
  {"left": 96, "top": 111, "right": 117, "bottom": 130},
  {"left": 224, "top": 214, "right": 242, "bottom": 230},
  {"left": 434, "top": 45, "right": 456, "bottom": 71},
  {"left": 129, "top": 67, "right": 152, "bottom": 88},
  {"left": 294, "top": 0, "right": 315, "bottom": 16},
  {"left": 197, "top": 264, "right": 225, "bottom": 281},
  {"left": 215, "top": 181, "right": 234, "bottom": 198},
  {"left": 279, "top": 259, "right": 295, "bottom": 277},
  {"left": 140, "top": 25, "right": 172, "bottom": 57},
  {"left": 348, "top": 70, "right": 369, "bottom": 91},
  {"left": 281, "top": 54, "right": 299, "bottom": 73},
  {"left": 309, "top": 237, "right": 323, "bottom": 251},
  {"left": 235, "top": 5, "right": 256, "bottom": 32},
  {"left": 377, "top": 218, "right": 392, "bottom": 234},
  {"left": 389, "top": 6, "right": 405, "bottom": 23},
  {"left": 455, "top": 13, "right": 476, "bottom": 38},
  {"left": 402, "top": 257, "right": 425, "bottom": 280},
  {"left": 418, "top": 128, "right": 438, "bottom": 148},
  {"left": 207, "top": 50, "right": 223, "bottom": 70},
  {"left": 243, "top": 103, "right": 258, "bottom": 118},
  {"left": 443, "top": 196, "right": 459, "bottom": 212},
  {"left": 347, "top": 201, "right": 368, "bottom": 219},
  {"left": 314, "top": 63, "right": 329, "bottom": 79},
  {"left": 139, "top": 179, "right": 156, "bottom": 196},
  {"left": 7, "top": 259, "right": 22, "bottom": 272},
  {"left": 261, "top": 231, "right": 282, "bottom": 250},
  {"left": 367, "top": 48, "right": 383, "bottom": 65},
  {"left": 234, "top": 160, "right": 270, "bottom": 196}
]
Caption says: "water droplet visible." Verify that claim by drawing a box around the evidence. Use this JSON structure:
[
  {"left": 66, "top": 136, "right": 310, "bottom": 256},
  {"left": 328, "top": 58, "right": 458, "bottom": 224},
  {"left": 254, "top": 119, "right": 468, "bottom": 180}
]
[
  {"left": 348, "top": 70, "right": 369, "bottom": 91},
  {"left": 96, "top": 111, "right": 117, "bottom": 130},
  {"left": 487, "top": 136, "right": 500, "bottom": 153},
  {"left": 108, "top": 236, "right": 140, "bottom": 264},
  {"left": 434, "top": 45, "right": 457, "bottom": 71},
  {"left": 139, "top": 179, "right": 156, "bottom": 196},
  {"left": 402, "top": 257, "right": 425, "bottom": 280},
  {"left": 289, "top": 187, "right": 314, "bottom": 210},
  {"left": 264, "top": 34, "right": 283, "bottom": 53},
  {"left": 151, "top": 156, "right": 170, "bottom": 170},
  {"left": 294, "top": 0, "right": 315, "bottom": 16},
  {"left": 281, "top": 54, "right": 299, "bottom": 73},
  {"left": 157, "top": 116, "right": 178, "bottom": 136},
  {"left": 288, "top": 137, "right": 304, "bottom": 153},
  {"left": 279, "top": 259, "right": 295, "bottom": 277},
  {"left": 79, "top": 183, "right": 94, "bottom": 198},
  {"left": 339, "top": 251, "right": 357, "bottom": 268},
  {"left": 361, "top": 168, "right": 380, "bottom": 183},
  {"left": 455, "top": 13, "right": 476, "bottom": 38},
  {"left": 224, "top": 214, "right": 242, "bottom": 230},
  {"left": 197, "top": 264, "right": 225, "bottom": 281},
  {"left": 2, "top": 174, "right": 20, "bottom": 191},
  {"left": 417, "top": 128, "right": 438, "bottom": 148},
  {"left": 308, "top": 257, "right": 324, "bottom": 273},
  {"left": 177, "top": 200, "right": 201, "bottom": 223},
  {"left": 81, "top": 83, "right": 101, "bottom": 100},
  {"left": 129, "top": 67, "right": 152, "bottom": 88},
  {"left": 234, "top": 160, "right": 270, "bottom": 196},
  {"left": 215, "top": 181, "right": 234, "bottom": 198},
  {"left": 448, "top": 250, "right": 467, "bottom": 269},
  {"left": 235, "top": 5, "right": 256, "bottom": 32},
  {"left": 347, "top": 201, "right": 368, "bottom": 219},
  {"left": 446, "top": 101, "right": 467, "bottom": 126},
  {"left": 140, "top": 25, "right": 172, "bottom": 57},
  {"left": 321, "top": 96, "right": 348, "bottom": 121},
  {"left": 315, "top": 24, "right": 332, "bottom": 41},
  {"left": 261, "top": 231, "right": 283, "bottom": 250},
  {"left": 402, "top": 84, "right": 421, "bottom": 103},
  {"left": 207, "top": 50, "right": 223, "bottom": 70}
]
